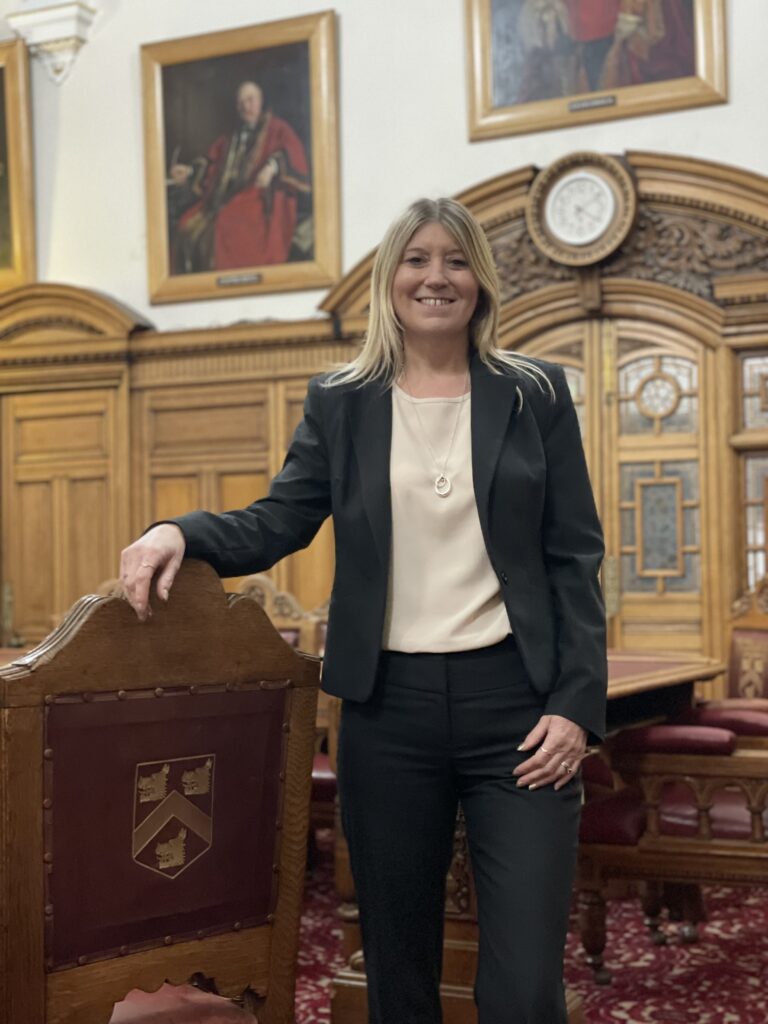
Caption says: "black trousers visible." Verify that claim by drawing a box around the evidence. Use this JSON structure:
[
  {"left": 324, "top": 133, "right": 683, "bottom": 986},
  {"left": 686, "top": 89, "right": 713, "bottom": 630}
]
[{"left": 337, "top": 635, "right": 582, "bottom": 1024}]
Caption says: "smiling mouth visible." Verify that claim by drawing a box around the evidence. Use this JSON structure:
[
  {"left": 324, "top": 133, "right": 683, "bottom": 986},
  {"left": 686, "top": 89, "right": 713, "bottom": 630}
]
[{"left": 417, "top": 297, "right": 454, "bottom": 306}]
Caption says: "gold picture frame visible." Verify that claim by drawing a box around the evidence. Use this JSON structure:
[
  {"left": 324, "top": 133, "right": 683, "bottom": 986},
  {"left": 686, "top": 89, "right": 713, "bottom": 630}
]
[
  {"left": 466, "top": 0, "right": 727, "bottom": 140},
  {"left": 141, "top": 11, "right": 339, "bottom": 304},
  {"left": 0, "top": 39, "right": 35, "bottom": 289}
]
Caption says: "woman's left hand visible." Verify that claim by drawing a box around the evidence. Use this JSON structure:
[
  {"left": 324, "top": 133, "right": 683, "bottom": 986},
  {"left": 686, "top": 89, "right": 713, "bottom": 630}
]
[{"left": 513, "top": 714, "right": 587, "bottom": 791}]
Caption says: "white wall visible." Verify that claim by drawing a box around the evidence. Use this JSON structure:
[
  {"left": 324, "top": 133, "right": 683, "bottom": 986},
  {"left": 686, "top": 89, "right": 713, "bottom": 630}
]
[{"left": 0, "top": 0, "right": 763, "bottom": 331}]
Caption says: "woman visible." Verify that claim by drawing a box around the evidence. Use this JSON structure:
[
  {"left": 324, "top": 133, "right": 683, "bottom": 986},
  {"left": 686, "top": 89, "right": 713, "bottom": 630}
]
[{"left": 121, "top": 197, "right": 607, "bottom": 1024}]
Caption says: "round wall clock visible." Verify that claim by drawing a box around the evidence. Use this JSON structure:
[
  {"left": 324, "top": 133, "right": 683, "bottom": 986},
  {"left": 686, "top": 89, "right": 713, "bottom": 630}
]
[{"left": 526, "top": 152, "right": 638, "bottom": 267}]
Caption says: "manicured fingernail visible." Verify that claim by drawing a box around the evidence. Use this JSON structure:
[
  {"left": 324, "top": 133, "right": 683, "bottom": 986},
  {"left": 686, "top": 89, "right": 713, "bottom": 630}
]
[
  {"left": 517, "top": 744, "right": 524, "bottom": 750},
  {"left": 529, "top": 783, "right": 537, "bottom": 790},
  {"left": 161, "top": 588, "right": 169, "bottom": 601}
]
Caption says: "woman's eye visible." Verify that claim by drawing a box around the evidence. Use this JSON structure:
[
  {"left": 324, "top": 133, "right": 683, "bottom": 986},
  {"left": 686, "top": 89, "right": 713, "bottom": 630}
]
[
  {"left": 405, "top": 255, "right": 425, "bottom": 265},
  {"left": 449, "top": 258, "right": 468, "bottom": 268}
]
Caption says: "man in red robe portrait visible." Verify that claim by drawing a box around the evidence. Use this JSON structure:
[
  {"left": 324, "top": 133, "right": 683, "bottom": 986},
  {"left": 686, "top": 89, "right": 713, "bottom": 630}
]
[{"left": 169, "top": 80, "right": 311, "bottom": 274}]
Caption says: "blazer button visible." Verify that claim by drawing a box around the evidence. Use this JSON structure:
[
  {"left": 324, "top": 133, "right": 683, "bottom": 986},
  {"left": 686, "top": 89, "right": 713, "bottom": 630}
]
[{"left": 500, "top": 571, "right": 509, "bottom": 585}]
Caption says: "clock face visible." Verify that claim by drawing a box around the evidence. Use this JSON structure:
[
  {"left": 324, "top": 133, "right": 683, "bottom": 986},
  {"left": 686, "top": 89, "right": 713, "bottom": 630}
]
[
  {"left": 526, "top": 152, "right": 638, "bottom": 267},
  {"left": 544, "top": 171, "right": 617, "bottom": 246}
]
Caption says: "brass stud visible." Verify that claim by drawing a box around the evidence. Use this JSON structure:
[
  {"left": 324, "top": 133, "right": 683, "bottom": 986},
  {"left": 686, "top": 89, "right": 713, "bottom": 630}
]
[
  {"left": 44, "top": 904, "right": 54, "bottom": 916},
  {"left": 196, "top": 930, "right": 205, "bottom": 940},
  {"left": 154, "top": 687, "right": 164, "bottom": 698},
  {"left": 117, "top": 690, "right": 127, "bottom": 700},
  {"left": 233, "top": 921, "right": 242, "bottom": 931},
  {"left": 44, "top": 694, "right": 54, "bottom": 705},
  {"left": 77, "top": 955, "right": 87, "bottom": 966},
  {"left": 82, "top": 692, "right": 93, "bottom": 702},
  {"left": 272, "top": 864, "right": 279, "bottom": 874},
  {"left": 267, "top": 913, "right": 275, "bottom": 923},
  {"left": 120, "top": 945, "right": 129, "bottom": 956},
  {"left": 43, "top": 798, "right": 53, "bottom": 810},
  {"left": 43, "top": 852, "right": 53, "bottom": 864},
  {"left": 164, "top": 935, "right": 172, "bottom": 946},
  {"left": 43, "top": 748, "right": 54, "bottom": 760},
  {"left": 189, "top": 685, "right": 198, "bottom": 695},
  {"left": 282, "top": 722, "right": 290, "bottom": 733}
]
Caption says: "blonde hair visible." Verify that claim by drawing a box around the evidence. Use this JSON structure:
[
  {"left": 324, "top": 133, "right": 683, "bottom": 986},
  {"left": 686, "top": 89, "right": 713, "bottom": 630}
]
[{"left": 324, "top": 197, "right": 552, "bottom": 396}]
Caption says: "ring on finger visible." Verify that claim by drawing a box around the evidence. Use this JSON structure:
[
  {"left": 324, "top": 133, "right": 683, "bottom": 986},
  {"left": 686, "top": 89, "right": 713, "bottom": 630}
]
[
  {"left": 140, "top": 562, "right": 155, "bottom": 569},
  {"left": 560, "top": 760, "right": 574, "bottom": 774}
]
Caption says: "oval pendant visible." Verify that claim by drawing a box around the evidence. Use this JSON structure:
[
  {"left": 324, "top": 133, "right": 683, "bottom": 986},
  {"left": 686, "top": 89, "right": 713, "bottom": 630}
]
[{"left": 435, "top": 474, "right": 452, "bottom": 497}]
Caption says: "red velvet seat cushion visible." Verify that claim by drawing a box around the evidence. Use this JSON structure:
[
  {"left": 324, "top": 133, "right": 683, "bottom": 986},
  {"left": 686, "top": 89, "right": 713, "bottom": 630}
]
[
  {"left": 112, "top": 984, "right": 254, "bottom": 1022},
  {"left": 581, "top": 752, "right": 614, "bottom": 789},
  {"left": 678, "top": 705, "right": 768, "bottom": 736},
  {"left": 311, "top": 751, "right": 337, "bottom": 802},
  {"left": 579, "top": 787, "right": 646, "bottom": 845},
  {"left": 611, "top": 724, "right": 737, "bottom": 756}
]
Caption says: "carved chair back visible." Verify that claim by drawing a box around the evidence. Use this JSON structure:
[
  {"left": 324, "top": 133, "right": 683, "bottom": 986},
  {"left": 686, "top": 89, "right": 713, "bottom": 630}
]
[
  {"left": 0, "top": 560, "right": 320, "bottom": 1024},
  {"left": 727, "top": 577, "right": 768, "bottom": 700}
]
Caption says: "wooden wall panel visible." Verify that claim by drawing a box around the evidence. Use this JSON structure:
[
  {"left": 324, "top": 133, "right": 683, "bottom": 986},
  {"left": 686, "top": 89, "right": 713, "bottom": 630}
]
[
  {"left": 270, "top": 381, "right": 334, "bottom": 610},
  {"left": 152, "top": 475, "right": 201, "bottom": 520},
  {"left": 12, "top": 480, "right": 54, "bottom": 638},
  {"left": 66, "top": 477, "right": 110, "bottom": 606},
  {"left": 2, "top": 388, "right": 126, "bottom": 643}
]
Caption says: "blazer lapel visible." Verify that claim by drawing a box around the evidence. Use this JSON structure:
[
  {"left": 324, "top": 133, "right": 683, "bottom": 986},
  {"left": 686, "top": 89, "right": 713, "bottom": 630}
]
[
  {"left": 471, "top": 355, "right": 522, "bottom": 545},
  {"left": 346, "top": 381, "right": 392, "bottom": 572}
]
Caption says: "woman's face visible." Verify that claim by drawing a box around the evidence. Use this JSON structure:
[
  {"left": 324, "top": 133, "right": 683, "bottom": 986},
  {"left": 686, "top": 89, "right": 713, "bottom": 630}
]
[{"left": 391, "top": 222, "right": 480, "bottom": 342}]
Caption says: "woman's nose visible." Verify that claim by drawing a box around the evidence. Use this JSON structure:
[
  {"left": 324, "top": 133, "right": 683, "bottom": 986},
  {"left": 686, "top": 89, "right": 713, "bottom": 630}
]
[{"left": 424, "top": 261, "right": 449, "bottom": 286}]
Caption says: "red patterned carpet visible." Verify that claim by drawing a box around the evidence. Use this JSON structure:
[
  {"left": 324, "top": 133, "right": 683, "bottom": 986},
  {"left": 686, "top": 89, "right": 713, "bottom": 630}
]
[
  {"left": 296, "top": 835, "right": 768, "bottom": 1024},
  {"left": 114, "top": 833, "right": 767, "bottom": 1022}
]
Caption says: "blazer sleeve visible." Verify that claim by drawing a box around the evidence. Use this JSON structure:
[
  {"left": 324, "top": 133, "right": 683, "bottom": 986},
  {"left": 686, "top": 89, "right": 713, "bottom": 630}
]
[
  {"left": 539, "top": 366, "right": 608, "bottom": 743},
  {"left": 168, "top": 376, "right": 332, "bottom": 577}
]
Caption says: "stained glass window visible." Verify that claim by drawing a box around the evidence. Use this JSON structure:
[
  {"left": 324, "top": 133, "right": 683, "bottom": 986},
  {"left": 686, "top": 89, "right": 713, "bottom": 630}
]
[{"left": 618, "top": 354, "right": 698, "bottom": 435}]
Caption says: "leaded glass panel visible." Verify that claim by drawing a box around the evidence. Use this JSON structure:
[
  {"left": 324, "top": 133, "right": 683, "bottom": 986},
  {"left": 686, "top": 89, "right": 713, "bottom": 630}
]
[
  {"left": 741, "top": 355, "right": 768, "bottom": 429},
  {"left": 661, "top": 356, "right": 697, "bottom": 390},
  {"left": 639, "top": 481, "right": 680, "bottom": 573},
  {"left": 619, "top": 402, "right": 654, "bottom": 435},
  {"left": 742, "top": 355, "right": 768, "bottom": 391},
  {"left": 620, "top": 508, "right": 636, "bottom": 547},
  {"left": 621, "top": 554, "right": 657, "bottom": 593},
  {"left": 746, "top": 505, "right": 765, "bottom": 549},
  {"left": 620, "top": 357, "right": 655, "bottom": 393},
  {"left": 662, "top": 395, "right": 696, "bottom": 433},
  {"left": 665, "top": 554, "right": 701, "bottom": 592},
  {"left": 683, "top": 507, "right": 700, "bottom": 547},
  {"left": 746, "top": 456, "right": 768, "bottom": 501},
  {"left": 748, "top": 550, "right": 767, "bottom": 590},
  {"left": 620, "top": 463, "right": 655, "bottom": 502},
  {"left": 661, "top": 461, "right": 698, "bottom": 502},
  {"left": 563, "top": 367, "right": 585, "bottom": 436}
]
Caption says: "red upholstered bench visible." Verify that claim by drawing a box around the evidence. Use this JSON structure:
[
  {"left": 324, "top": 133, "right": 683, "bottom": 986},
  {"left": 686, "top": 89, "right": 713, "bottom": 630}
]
[{"left": 577, "top": 724, "right": 768, "bottom": 983}]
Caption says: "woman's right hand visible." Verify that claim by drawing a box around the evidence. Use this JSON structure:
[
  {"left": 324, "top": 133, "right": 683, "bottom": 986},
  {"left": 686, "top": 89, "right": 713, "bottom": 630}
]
[{"left": 120, "top": 524, "right": 186, "bottom": 621}]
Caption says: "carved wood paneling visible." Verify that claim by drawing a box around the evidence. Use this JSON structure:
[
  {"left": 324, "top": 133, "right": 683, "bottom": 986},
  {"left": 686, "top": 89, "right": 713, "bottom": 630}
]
[{"left": 2, "top": 388, "right": 126, "bottom": 642}]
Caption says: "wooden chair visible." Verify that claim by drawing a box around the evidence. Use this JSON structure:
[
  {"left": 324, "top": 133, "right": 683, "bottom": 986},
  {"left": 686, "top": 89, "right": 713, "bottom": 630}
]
[
  {"left": 577, "top": 724, "right": 768, "bottom": 984},
  {"left": 236, "top": 574, "right": 335, "bottom": 858},
  {"left": 670, "top": 582, "right": 768, "bottom": 745},
  {"left": 0, "top": 560, "right": 320, "bottom": 1024}
]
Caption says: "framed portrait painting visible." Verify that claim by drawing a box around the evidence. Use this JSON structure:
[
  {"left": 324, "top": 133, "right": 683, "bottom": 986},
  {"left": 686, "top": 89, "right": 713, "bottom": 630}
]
[
  {"left": 141, "top": 11, "right": 339, "bottom": 304},
  {"left": 466, "top": 0, "right": 726, "bottom": 140},
  {"left": 0, "top": 39, "right": 35, "bottom": 289}
]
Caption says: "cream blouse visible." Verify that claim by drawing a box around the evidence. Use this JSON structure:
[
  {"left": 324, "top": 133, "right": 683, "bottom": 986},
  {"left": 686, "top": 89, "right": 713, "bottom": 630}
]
[{"left": 382, "top": 385, "right": 510, "bottom": 652}]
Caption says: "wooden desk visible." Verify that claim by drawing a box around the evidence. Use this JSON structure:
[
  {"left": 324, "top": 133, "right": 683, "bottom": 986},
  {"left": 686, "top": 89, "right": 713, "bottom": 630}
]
[
  {"left": 606, "top": 651, "right": 723, "bottom": 732},
  {"left": 331, "top": 650, "right": 725, "bottom": 1024}
]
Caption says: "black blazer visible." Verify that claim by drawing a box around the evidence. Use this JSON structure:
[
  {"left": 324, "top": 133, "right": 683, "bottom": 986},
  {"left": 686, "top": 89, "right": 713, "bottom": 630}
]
[{"left": 173, "top": 353, "right": 608, "bottom": 742}]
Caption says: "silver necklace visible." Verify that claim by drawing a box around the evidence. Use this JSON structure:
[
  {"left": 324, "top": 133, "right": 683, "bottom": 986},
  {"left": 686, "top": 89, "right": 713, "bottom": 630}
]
[{"left": 401, "top": 369, "right": 470, "bottom": 498}]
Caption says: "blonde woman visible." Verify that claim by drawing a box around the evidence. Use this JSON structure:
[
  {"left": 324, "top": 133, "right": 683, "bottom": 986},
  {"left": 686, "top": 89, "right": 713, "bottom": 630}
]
[{"left": 121, "top": 198, "right": 607, "bottom": 1024}]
